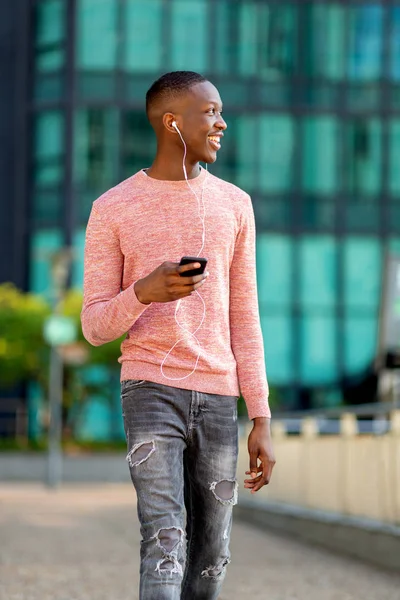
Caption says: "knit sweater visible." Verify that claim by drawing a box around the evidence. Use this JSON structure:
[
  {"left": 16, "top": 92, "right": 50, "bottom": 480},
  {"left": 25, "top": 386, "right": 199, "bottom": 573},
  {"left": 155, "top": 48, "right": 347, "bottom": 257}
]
[{"left": 81, "top": 167, "right": 270, "bottom": 420}]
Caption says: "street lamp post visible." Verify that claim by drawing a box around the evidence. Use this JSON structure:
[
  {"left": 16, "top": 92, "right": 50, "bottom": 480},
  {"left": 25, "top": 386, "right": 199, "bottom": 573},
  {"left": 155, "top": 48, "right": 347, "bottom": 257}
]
[{"left": 45, "top": 249, "right": 75, "bottom": 488}]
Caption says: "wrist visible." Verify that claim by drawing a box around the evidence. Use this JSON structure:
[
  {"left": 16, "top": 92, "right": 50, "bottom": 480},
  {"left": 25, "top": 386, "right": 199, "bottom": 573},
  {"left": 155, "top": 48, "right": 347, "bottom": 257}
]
[
  {"left": 252, "top": 417, "right": 271, "bottom": 429},
  {"left": 134, "top": 279, "right": 151, "bottom": 305}
]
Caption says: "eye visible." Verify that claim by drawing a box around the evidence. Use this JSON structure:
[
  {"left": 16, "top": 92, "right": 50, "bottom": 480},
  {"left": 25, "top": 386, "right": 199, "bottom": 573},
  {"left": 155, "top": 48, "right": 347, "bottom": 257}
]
[{"left": 207, "top": 108, "right": 223, "bottom": 116}]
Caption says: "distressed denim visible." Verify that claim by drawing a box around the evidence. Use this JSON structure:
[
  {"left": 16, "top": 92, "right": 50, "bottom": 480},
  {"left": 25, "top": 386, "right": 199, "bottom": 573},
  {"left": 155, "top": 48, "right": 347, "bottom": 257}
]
[{"left": 121, "top": 379, "right": 239, "bottom": 600}]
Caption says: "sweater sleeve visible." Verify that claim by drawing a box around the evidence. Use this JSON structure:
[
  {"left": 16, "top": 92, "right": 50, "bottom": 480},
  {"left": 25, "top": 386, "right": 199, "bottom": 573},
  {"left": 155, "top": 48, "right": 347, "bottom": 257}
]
[
  {"left": 81, "top": 204, "right": 150, "bottom": 346},
  {"left": 229, "top": 195, "right": 271, "bottom": 420}
]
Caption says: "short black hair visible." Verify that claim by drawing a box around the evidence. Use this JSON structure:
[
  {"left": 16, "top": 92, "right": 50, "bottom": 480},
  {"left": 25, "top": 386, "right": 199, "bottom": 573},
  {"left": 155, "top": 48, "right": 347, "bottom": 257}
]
[{"left": 146, "top": 71, "right": 207, "bottom": 117}]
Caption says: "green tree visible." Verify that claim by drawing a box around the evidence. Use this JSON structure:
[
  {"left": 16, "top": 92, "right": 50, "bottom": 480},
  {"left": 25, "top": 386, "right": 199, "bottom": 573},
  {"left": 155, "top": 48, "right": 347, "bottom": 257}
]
[{"left": 0, "top": 284, "right": 51, "bottom": 387}]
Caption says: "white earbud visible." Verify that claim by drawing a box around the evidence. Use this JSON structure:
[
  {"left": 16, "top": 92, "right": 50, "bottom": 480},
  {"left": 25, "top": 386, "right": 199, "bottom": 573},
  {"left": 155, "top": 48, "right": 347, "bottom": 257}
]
[{"left": 172, "top": 120, "right": 179, "bottom": 131}]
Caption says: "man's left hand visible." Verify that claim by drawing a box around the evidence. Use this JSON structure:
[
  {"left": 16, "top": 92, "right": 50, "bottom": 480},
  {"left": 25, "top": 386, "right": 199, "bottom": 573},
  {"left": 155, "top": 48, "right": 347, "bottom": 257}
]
[{"left": 244, "top": 417, "right": 276, "bottom": 493}]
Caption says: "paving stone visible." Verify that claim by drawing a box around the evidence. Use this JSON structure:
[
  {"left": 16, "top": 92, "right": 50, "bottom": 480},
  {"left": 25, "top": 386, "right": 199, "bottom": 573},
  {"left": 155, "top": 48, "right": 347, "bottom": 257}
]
[{"left": 0, "top": 484, "right": 399, "bottom": 600}]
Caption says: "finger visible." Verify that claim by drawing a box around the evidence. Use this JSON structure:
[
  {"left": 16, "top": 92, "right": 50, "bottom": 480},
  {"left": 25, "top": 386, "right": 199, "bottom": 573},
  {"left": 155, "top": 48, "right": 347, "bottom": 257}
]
[
  {"left": 244, "top": 475, "right": 262, "bottom": 484},
  {"left": 192, "top": 277, "right": 209, "bottom": 290},
  {"left": 249, "top": 451, "right": 258, "bottom": 477},
  {"left": 176, "top": 262, "right": 201, "bottom": 275},
  {"left": 251, "top": 463, "right": 271, "bottom": 493},
  {"left": 245, "top": 468, "right": 262, "bottom": 475}
]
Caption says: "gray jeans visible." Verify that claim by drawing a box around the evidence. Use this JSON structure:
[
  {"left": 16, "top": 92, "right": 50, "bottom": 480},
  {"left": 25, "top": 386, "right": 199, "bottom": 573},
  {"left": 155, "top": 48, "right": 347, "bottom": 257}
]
[{"left": 121, "top": 379, "right": 239, "bottom": 600}]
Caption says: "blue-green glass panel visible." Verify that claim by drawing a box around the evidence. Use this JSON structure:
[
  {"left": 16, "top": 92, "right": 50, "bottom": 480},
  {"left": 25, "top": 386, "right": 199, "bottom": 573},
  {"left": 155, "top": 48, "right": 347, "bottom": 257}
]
[
  {"left": 259, "top": 115, "right": 294, "bottom": 193},
  {"left": 72, "top": 229, "right": 86, "bottom": 289},
  {"left": 348, "top": 6, "right": 383, "bottom": 81},
  {"left": 34, "top": 111, "right": 64, "bottom": 159},
  {"left": 345, "top": 119, "right": 381, "bottom": 195},
  {"left": 36, "top": 48, "right": 65, "bottom": 72},
  {"left": 32, "top": 191, "right": 62, "bottom": 224},
  {"left": 74, "top": 109, "right": 119, "bottom": 191},
  {"left": 261, "top": 314, "right": 292, "bottom": 384},
  {"left": 75, "top": 399, "right": 112, "bottom": 441},
  {"left": 34, "top": 74, "right": 64, "bottom": 101},
  {"left": 299, "top": 236, "right": 337, "bottom": 309},
  {"left": 77, "top": 0, "right": 118, "bottom": 69},
  {"left": 302, "top": 117, "right": 338, "bottom": 194},
  {"left": 389, "top": 120, "right": 400, "bottom": 195},
  {"left": 343, "top": 237, "right": 382, "bottom": 310},
  {"left": 238, "top": 2, "right": 257, "bottom": 76},
  {"left": 121, "top": 111, "right": 156, "bottom": 180},
  {"left": 236, "top": 116, "right": 258, "bottom": 192},
  {"left": 390, "top": 7, "right": 400, "bottom": 80},
  {"left": 124, "top": 0, "right": 162, "bottom": 72},
  {"left": 34, "top": 163, "right": 63, "bottom": 186},
  {"left": 215, "top": 1, "right": 232, "bottom": 74},
  {"left": 389, "top": 238, "right": 400, "bottom": 254},
  {"left": 256, "top": 234, "right": 292, "bottom": 308},
  {"left": 344, "top": 317, "right": 377, "bottom": 374},
  {"left": 30, "top": 229, "right": 63, "bottom": 296},
  {"left": 305, "top": 3, "right": 345, "bottom": 80},
  {"left": 171, "top": 1, "right": 207, "bottom": 71},
  {"left": 258, "top": 4, "right": 297, "bottom": 78},
  {"left": 35, "top": 0, "right": 65, "bottom": 46},
  {"left": 300, "top": 315, "right": 337, "bottom": 384}
]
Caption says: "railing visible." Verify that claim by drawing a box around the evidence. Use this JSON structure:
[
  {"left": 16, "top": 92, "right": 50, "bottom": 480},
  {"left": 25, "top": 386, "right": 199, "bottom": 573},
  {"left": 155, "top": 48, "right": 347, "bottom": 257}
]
[{"left": 238, "top": 401, "right": 400, "bottom": 526}]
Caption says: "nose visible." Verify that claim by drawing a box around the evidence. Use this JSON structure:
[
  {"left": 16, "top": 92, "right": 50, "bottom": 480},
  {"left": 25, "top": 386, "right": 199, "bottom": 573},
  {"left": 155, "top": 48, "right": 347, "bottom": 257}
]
[{"left": 216, "top": 114, "right": 227, "bottom": 131}]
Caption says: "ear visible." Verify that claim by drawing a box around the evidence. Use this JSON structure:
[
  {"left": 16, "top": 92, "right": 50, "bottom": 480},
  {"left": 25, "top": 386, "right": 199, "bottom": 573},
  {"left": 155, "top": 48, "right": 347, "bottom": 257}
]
[{"left": 163, "top": 112, "right": 178, "bottom": 133}]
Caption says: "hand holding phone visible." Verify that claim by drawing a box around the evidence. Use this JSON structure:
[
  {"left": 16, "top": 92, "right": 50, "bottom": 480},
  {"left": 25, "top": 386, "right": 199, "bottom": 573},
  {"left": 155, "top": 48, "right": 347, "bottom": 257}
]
[
  {"left": 134, "top": 258, "right": 209, "bottom": 305},
  {"left": 179, "top": 256, "right": 208, "bottom": 277}
]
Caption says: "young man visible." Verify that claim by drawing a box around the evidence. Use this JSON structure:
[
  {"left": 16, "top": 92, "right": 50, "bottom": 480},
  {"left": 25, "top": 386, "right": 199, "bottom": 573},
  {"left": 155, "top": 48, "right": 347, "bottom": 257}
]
[{"left": 81, "top": 71, "right": 275, "bottom": 600}]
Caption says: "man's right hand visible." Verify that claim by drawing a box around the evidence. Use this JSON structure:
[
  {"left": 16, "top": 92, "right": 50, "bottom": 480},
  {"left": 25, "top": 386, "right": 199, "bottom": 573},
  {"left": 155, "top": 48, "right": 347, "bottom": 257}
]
[{"left": 134, "top": 261, "right": 209, "bottom": 305}]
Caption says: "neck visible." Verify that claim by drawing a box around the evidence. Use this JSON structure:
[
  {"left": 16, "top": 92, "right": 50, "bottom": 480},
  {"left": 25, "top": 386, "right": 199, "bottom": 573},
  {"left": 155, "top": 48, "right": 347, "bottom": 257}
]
[{"left": 146, "top": 152, "right": 202, "bottom": 181}]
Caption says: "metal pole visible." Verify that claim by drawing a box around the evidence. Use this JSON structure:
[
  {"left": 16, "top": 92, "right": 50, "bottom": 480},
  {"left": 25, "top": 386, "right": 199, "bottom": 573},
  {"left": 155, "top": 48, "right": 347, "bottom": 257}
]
[
  {"left": 47, "top": 347, "right": 64, "bottom": 487},
  {"left": 46, "top": 248, "right": 72, "bottom": 488}
]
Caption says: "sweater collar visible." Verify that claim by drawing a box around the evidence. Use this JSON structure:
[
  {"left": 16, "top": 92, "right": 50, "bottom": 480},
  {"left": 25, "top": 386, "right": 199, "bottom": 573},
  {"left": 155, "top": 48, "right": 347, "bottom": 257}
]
[{"left": 137, "top": 166, "right": 208, "bottom": 189}]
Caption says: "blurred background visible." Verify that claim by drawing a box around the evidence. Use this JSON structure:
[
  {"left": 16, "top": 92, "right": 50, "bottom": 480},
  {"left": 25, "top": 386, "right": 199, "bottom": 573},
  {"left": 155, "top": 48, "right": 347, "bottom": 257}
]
[
  {"left": 1, "top": 0, "right": 400, "bottom": 445},
  {"left": 1, "top": 2, "right": 400, "bottom": 594}
]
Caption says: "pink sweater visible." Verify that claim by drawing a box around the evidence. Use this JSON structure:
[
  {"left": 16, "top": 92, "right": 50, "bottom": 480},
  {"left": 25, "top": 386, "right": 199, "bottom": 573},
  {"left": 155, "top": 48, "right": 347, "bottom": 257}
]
[{"left": 81, "top": 168, "right": 270, "bottom": 420}]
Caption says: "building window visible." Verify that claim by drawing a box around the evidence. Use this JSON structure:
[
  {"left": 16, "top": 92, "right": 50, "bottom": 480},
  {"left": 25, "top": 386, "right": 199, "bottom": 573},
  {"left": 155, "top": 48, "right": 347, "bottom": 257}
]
[
  {"left": 35, "top": 0, "right": 65, "bottom": 49},
  {"left": 33, "top": 111, "right": 64, "bottom": 187},
  {"left": 124, "top": 0, "right": 163, "bottom": 72},
  {"left": 121, "top": 111, "right": 156, "bottom": 180},
  {"left": 389, "top": 119, "right": 400, "bottom": 196},
  {"left": 345, "top": 118, "right": 381, "bottom": 195},
  {"left": 214, "top": 1, "right": 234, "bottom": 74},
  {"left": 343, "top": 237, "right": 381, "bottom": 374},
  {"left": 304, "top": 3, "right": 345, "bottom": 80},
  {"left": 302, "top": 116, "right": 338, "bottom": 195},
  {"left": 76, "top": 0, "right": 118, "bottom": 70},
  {"left": 298, "top": 236, "right": 338, "bottom": 384},
  {"left": 348, "top": 5, "right": 383, "bottom": 81},
  {"left": 30, "top": 229, "right": 63, "bottom": 295},
  {"left": 239, "top": 3, "right": 297, "bottom": 78},
  {"left": 257, "top": 234, "right": 293, "bottom": 384},
  {"left": 74, "top": 109, "right": 119, "bottom": 193},
  {"left": 235, "top": 115, "right": 258, "bottom": 193},
  {"left": 299, "top": 236, "right": 337, "bottom": 310},
  {"left": 391, "top": 7, "right": 400, "bottom": 80},
  {"left": 170, "top": 0, "right": 208, "bottom": 71},
  {"left": 258, "top": 114, "right": 294, "bottom": 193},
  {"left": 32, "top": 111, "right": 65, "bottom": 225},
  {"left": 33, "top": 0, "right": 66, "bottom": 100},
  {"left": 300, "top": 315, "right": 337, "bottom": 384}
]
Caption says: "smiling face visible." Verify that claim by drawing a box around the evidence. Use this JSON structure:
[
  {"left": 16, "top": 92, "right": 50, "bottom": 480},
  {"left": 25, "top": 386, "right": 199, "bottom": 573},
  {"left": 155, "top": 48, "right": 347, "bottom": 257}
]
[{"left": 171, "top": 80, "right": 227, "bottom": 164}]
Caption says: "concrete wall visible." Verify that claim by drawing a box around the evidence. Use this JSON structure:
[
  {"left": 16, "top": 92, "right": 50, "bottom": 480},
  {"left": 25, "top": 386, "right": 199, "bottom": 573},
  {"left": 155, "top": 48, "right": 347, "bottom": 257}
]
[{"left": 237, "top": 411, "right": 400, "bottom": 526}]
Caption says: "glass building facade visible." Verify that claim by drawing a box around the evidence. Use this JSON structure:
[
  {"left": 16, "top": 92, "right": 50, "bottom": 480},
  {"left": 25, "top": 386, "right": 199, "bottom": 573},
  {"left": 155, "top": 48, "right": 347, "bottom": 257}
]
[{"left": 5, "top": 0, "right": 400, "bottom": 411}]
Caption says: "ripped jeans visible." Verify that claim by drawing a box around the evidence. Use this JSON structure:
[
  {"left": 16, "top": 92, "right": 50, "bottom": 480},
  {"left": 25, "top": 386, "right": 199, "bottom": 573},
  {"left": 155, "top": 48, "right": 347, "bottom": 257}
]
[{"left": 121, "top": 379, "right": 239, "bottom": 600}]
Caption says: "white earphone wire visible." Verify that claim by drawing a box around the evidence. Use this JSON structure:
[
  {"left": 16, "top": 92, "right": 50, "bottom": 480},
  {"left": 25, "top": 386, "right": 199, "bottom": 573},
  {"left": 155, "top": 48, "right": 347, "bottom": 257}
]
[{"left": 160, "top": 123, "right": 207, "bottom": 381}]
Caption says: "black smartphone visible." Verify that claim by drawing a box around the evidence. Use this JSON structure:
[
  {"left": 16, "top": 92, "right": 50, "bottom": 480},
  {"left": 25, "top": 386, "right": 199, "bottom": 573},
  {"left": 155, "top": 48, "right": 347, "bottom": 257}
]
[{"left": 179, "top": 256, "right": 208, "bottom": 277}]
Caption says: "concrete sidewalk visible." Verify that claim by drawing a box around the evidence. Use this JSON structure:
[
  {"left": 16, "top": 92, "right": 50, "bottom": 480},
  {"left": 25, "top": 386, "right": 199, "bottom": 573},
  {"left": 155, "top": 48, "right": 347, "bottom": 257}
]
[{"left": 1, "top": 484, "right": 399, "bottom": 600}]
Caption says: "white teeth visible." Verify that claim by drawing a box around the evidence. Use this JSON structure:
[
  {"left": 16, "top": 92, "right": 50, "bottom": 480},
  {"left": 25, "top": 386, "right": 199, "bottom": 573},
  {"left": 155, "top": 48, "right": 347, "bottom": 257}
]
[{"left": 208, "top": 136, "right": 220, "bottom": 143}]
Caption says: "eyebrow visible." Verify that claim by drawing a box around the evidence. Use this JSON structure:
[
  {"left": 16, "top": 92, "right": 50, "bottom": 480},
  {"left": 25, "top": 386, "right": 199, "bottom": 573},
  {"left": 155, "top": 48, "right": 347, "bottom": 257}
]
[{"left": 206, "top": 101, "right": 223, "bottom": 110}]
